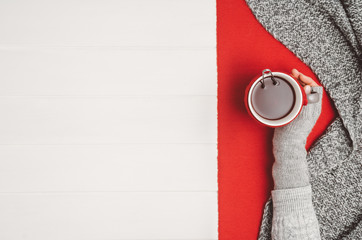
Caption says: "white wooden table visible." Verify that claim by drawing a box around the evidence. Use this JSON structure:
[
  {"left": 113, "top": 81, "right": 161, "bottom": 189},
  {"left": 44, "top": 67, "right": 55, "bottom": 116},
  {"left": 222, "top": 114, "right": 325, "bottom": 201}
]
[{"left": 0, "top": 0, "right": 217, "bottom": 239}]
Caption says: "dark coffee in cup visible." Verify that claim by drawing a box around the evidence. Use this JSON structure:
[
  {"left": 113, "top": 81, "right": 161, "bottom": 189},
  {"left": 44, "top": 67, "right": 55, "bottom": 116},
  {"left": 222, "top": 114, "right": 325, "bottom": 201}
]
[
  {"left": 246, "top": 70, "right": 320, "bottom": 127},
  {"left": 250, "top": 76, "right": 295, "bottom": 120}
]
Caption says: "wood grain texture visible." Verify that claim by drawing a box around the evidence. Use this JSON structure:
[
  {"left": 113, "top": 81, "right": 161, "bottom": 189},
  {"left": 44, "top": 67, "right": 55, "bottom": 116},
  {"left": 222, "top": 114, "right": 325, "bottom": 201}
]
[
  {"left": 0, "top": 0, "right": 217, "bottom": 239},
  {"left": 0, "top": 144, "right": 217, "bottom": 192},
  {"left": 0, "top": 0, "right": 216, "bottom": 47},
  {"left": 0, "top": 96, "right": 216, "bottom": 144},
  {"left": 0, "top": 48, "right": 216, "bottom": 96},
  {"left": 0, "top": 192, "right": 217, "bottom": 239}
]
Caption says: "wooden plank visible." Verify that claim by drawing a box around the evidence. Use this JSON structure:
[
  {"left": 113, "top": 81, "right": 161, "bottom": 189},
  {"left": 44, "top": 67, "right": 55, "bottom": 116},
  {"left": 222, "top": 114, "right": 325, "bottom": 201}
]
[
  {"left": 0, "top": 144, "right": 217, "bottom": 192},
  {"left": 0, "top": 192, "right": 218, "bottom": 239},
  {"left": 0, "top": 0, "right": 216, "bottom": 47},
  {"left": 0, "top": 48, "right": 216, "bottom": 96},
  {"left": 0, "top": 96, "right": 216, "bottom": 144}
]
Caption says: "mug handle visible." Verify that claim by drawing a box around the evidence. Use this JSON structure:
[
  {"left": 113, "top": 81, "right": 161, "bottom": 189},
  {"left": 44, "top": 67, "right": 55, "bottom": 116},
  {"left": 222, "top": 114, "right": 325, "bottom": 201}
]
[{"left": 306, "top": 87, "right": 320, "bottom": 104}]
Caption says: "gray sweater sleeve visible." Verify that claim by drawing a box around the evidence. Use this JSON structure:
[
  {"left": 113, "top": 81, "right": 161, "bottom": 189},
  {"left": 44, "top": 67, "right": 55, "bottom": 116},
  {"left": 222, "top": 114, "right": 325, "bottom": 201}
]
[{"left": 270, "top": 86, "right": 323, "bottom": 240}]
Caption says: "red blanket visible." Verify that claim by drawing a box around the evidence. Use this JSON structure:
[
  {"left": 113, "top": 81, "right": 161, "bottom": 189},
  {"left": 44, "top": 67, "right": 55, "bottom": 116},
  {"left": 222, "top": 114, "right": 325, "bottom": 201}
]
[{"left": 217, "top": 0, "right": 337, "bottom": 239}]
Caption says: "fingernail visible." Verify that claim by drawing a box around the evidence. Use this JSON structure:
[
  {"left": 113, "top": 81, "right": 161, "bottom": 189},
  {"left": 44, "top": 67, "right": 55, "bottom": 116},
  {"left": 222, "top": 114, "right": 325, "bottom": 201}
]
[{"left": 305, "top": 85, "right": 312, "bottom": 94}]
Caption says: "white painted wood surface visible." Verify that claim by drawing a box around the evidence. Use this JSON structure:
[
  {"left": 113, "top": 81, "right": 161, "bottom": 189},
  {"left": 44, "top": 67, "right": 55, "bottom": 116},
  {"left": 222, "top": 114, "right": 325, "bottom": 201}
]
[
  {"left": 0, "top": 0, "right": 215, "bottom": 47},
  {"left": 0, "top": 97, "right": 216, "bottom": 144},
  {"left": 0, "top": 0, "right": 217, "bottom": 239},
  {"left": 0, "top": 192, "right": 217, "bottom": 240},
  {"left": 0, "top": 48, "right": 216, "bottom": 96},
  {"left": 0, "top": 144, "right": 217, "bottom": 192}
]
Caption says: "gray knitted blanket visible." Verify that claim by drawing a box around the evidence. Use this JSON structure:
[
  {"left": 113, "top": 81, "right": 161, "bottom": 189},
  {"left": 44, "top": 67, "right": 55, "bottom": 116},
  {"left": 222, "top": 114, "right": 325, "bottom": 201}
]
[{"left": 243, "top": 0, "right": 362, "bottom": 239}]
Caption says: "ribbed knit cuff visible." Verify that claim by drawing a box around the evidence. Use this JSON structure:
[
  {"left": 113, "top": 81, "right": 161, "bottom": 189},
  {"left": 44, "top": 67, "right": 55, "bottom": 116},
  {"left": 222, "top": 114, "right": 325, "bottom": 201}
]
[{"left": 271, "top": 185, "right": 315, "bottom": 215}]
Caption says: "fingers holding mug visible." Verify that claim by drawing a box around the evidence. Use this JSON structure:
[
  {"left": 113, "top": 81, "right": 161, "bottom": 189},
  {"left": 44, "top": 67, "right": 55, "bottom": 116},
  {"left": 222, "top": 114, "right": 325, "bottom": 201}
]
[
  {"left": 291, "top": 69, "right": 319, "bottom": 87},
  {"left": 304, "top": 85, "right": 312, "bottom": 94}
]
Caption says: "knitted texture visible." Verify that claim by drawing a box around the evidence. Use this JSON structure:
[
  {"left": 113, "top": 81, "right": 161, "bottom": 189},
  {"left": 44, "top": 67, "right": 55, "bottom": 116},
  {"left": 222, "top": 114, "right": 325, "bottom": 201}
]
[
  {"left": 271, "top": 87, "right": 323, "bottom": 239},
  {"left": 243, "top": 1, "right": 362, "bottom": 239},
  {"left": 271, "top": 186, "right": 321, "bottom": 240},
  {"left": 273, "top": 86, "right": 323, "bottom": 190}
]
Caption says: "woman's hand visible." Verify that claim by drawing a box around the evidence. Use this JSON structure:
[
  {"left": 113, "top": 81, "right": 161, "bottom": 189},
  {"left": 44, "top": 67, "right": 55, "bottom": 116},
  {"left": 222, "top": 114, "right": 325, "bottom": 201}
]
[
  {"left": 272, "top": 69, "right": 323, "bottom": 189},
  {"left": 291, "top": 68, "right": 319, "bottom": 94},
  {"left": 273, "top": 69, "right": 323, "bottom": 149}
]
